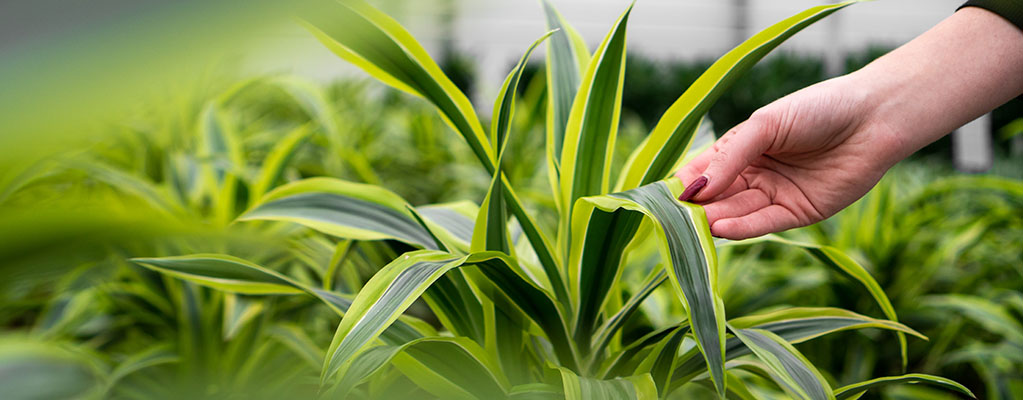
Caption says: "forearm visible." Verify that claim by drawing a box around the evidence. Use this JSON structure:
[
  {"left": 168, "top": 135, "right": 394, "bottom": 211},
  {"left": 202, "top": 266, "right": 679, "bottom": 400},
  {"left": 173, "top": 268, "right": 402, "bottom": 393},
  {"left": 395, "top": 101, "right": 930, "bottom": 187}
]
[{"left": 847, "top": 6, "right": 1023, "bottom": 164}]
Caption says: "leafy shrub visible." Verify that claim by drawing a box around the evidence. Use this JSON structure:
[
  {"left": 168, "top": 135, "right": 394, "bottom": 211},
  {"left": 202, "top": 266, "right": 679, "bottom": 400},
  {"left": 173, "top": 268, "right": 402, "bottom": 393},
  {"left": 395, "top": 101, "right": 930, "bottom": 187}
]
[{"left": 122, "top": 1, "right": 975, "bottom": 398}]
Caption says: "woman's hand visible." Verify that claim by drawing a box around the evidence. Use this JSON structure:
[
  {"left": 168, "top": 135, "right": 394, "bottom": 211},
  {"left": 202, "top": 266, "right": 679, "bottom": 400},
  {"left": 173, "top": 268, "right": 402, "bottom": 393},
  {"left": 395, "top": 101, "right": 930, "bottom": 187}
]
[
  {"left": 676, "top": 6, "right": 1023, "bottom": 240},
  {"left": 675, "top": 76, "right": 898, "bottom": 240}
]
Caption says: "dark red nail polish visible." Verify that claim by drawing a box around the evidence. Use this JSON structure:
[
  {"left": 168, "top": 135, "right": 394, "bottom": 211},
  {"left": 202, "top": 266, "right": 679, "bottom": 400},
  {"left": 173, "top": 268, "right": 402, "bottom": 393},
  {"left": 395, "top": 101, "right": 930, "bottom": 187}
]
[{"left": 678, "top": 176, "right": 708, "bottom": 202}]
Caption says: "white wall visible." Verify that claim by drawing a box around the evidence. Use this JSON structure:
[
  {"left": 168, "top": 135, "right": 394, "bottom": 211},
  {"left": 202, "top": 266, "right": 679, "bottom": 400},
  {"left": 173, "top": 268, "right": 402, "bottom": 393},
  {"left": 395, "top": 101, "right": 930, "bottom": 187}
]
[{"left": 246, "top": 0, "right": 966, "bottom": 104}]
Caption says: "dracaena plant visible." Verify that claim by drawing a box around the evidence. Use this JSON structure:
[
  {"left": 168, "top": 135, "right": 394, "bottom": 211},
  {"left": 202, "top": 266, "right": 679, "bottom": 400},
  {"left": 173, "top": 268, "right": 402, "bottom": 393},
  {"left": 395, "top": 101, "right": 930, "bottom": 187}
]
[{"left": 131, "top": 0, "right": 974, "bottom": 398}]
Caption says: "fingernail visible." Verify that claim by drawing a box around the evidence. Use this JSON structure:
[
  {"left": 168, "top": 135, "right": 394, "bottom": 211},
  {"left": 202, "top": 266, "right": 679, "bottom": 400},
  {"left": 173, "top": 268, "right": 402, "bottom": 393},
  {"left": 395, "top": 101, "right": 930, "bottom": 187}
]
[{"left": 678, "top": 175, "right": 708, "bottom": 202}]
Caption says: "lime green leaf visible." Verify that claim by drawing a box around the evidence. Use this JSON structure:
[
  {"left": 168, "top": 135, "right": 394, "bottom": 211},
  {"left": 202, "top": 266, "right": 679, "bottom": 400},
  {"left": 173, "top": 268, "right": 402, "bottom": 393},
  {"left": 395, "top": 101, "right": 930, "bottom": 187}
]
[
  {"left": 728, "top": 234, "right": 910, "bottom": 368},
  {"left": 322, "top": 250, "right": 464, "bottom": 382},
  {"left": 672, "top": 307, "right": 923, "bottom": 388},
  {"left": 834, "top": 374, "right": 975, "bottom": 399},
  {"left": 729, "top": 326, "right": 835, "bottom": 400},
  {"left": 541, "top": 0, "right": 590, "bottom": 212},
  {"left": 241, "top": 178, "right": 442, "bottom": 250},
  {"left": 392, "top": 337, "right": 510, "bottom": 400},
  {"left": 131, "top": 253, "right": 428, "bottom": 344},
  {"left": 574, "top": 179, "right": 726, "bottom": 395},
  {"left": 222, "top": 294, "right": 265, "bottom": 340},
  {"left": 616, "top": 1, "right": 859, "bottom": 191},
  {"left": 302, "top": 0, "right": 563, "bottom": 309},
  {"left": 558, "top": 366, "right": 657, "bottom": 400},
  {"left": 417, "top": 201, "right": 477, "bottom": 248},
  {"left": 559, "top": 3, "right": 631, "bottom": 243},
  {"left": 472, "top": 31, "right": 554, "bottom": 255},
  {"left": 322, "top": 250, "right": 575, "bottom": 382},
  {"left": 269, "top": 324, "right": 325, "bottom": 369},
  {"left": 249, "top": 124, "right": 312, "bottom": 204},
  {"left": 300, "top": 0, "right": 492, "bottom": 166},
  {"left": 510, "top": 382, "right": 563, "bottom": 399}
]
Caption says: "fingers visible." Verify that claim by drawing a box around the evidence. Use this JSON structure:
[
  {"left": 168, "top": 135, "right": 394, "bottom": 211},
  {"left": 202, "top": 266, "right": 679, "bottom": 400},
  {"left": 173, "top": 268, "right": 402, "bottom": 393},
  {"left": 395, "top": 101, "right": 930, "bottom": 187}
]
[
  {"left": 702, "top": 189, "right": 770, "bottom": 224},
  {"left": 710, "top": 204, "right": 802, "bottom": 240},
  {"left": 677, "top": 115, "right": 776, "bottom": 203}
]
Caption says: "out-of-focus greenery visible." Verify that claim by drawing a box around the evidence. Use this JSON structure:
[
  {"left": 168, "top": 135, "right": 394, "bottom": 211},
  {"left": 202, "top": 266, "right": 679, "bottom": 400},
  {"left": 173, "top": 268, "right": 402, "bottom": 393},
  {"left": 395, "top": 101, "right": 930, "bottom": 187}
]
[{"left": 0, "top": 1, "right": 1019, "bottom": 399}]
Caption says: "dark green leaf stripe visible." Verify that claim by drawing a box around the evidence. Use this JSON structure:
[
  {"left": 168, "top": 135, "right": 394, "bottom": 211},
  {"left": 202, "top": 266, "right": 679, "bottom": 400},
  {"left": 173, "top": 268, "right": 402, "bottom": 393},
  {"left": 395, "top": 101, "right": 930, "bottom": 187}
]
[
  {"left": 834, "top": 373, "right": 976, "bottom": 399},
  {"left": 417, "top": 205, "right": 475, "bottom": 244},
  {"left": 647, "top": 325, "right": 688, "bottom": 395},
  {"left": 616, "top": 1, "right": 859, "bottom": 191},
  {"left": 466, "top": 252, "right": 577, "bottom": 370},
  {"left": 559, "top": 4, "right": 631, "bottom": 235},
  {"left": 602, "top": 180, "right": 726, "bottom": 396},
  {"left": 542, "top": 0, "right": 586, "bottom": 165},
  {"left": 730, "top": 327, "right": 834, "bottom": 400},
  {"left": 241, "top": 178, "right": 439, "bottom": 250},
  {"left": 571, "top": 207, "right": 644, "bottom": 353},
  {"left": 248, "top": 193, "right": 436, "bottom": 248}
]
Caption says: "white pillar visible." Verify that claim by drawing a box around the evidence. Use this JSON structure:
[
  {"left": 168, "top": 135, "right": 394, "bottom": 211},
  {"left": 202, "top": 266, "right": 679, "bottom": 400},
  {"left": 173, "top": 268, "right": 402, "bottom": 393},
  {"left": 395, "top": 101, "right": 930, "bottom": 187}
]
[{"left": 953, "top": 113, "right": 993, "bottom": 173}]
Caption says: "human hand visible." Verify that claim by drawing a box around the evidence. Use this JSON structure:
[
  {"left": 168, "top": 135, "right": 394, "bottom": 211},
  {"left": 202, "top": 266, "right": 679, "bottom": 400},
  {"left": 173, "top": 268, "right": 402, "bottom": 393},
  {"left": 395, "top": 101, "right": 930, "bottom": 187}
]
[
  {"left": 675, "top": 76, "right": 901, "bottom": 240},
  {"left": 674, "top": 7, "right": 1023, "bottom": 240}
]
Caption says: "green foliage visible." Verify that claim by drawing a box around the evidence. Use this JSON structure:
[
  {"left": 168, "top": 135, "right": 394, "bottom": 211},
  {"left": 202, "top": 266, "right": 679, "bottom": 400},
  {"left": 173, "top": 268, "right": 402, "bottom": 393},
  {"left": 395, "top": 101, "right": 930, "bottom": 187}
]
[{"left": 0, "top": 1, "right": 1014, "bottom": 399}]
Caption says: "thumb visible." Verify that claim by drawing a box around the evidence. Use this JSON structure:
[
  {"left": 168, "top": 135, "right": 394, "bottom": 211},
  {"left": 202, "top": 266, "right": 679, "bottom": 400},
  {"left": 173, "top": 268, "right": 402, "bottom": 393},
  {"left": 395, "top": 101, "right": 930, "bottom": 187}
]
[{"left": 690, "top": 114, "right": 776, "bottom": 202}]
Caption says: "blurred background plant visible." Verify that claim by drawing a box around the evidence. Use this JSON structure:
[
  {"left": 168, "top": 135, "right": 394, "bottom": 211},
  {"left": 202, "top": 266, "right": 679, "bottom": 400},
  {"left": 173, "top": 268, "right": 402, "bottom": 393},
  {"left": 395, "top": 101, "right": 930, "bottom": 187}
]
[{"left": 1, "top": 0, "right": 1020, "bottom": 399}]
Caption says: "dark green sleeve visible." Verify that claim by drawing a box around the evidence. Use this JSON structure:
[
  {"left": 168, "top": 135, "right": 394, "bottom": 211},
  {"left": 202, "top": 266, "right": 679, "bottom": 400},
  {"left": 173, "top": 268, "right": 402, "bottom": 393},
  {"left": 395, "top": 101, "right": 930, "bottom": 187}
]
[{"left": 960, "top": 0, "right": 1023, "bottom": 31}]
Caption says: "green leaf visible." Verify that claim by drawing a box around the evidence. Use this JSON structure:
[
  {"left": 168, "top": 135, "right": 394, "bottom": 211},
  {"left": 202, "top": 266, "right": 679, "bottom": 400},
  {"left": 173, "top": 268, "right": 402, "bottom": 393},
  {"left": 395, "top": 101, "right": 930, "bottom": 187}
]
[
  {"left": 671, "top": 307, "right": 923, "bottom": 388},
  {"left": 590, "top": 269, "right": 667, "bottom": 359},
  {"left": 603, "top": 324, "right": 688, "bottom": 379},
  {"left": 616, "top": 1, "right": 859, "bottom": 191},
  {"left": 269, "top": 324, "right": 325, "bottom": 369},
  {"left": 322, "top": 250, "right": 464, "bottom": 382},
  {"left": 417, "top": 201, "right": 477, "bottom": 249},
  {"left": 729, "top": 326, "right": 834, "bottom": 400},
  {"left": 222, "top": 294, "right": 264, "bottom": 340},
  {"left": 130, "top": 253, "right": 429, "bottom": 344},
  {"left": 132, "top": 254, "right": 308, "bottom": 296},
  {"left": 472, "top": 31, "right": 554, "bottom": 255},
  {"left": 0, "top": 339, "right": 104, "bottom": 400},
  {"left": 559, "top": 3, "right": 631, "bottom": 246},
  {"left": 923, "top": 294, "right": 1023, "bottom": 345},
  {"left": 300, "top": 0, "right": 492, "bottom": 167},
  {"left": 834, "top": 374, "right": 975, "bottom": 399},
  {"left": 198, "top": 101, "right": 243, "bottom": 223},
  {"left": 541, "top": 0, "right": 590, "bottom": 212},
  {"left": 303, "top": 0, "right": 564, "bottom": 311},
  {"left": 249, "top": 124, "right": 312, "bottom": 204},
  {"left": 241, "top": 177, "right": 442, "bottom": 250},
  {"left": 575, "top": 179, "right": 726, "bottom": 395},
  {"left": 558, "top": 366, "right": 657, "bottom": 400},
  {"left": 106, "top": 345, "right": 178, "bottom": 389},
  {"left": 727, "top": 234, "right": 910, "bottom": 368},
  {"left": 392, "top": 337, "right": 510, "bottom": 400},
  {"left": 322, "top": 250, "right": 575, "bottom": 382}
]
